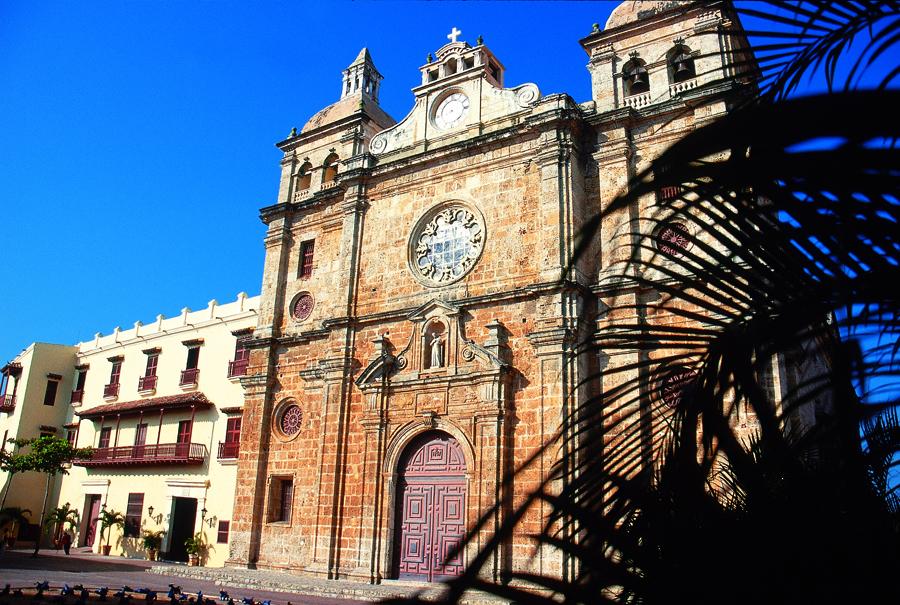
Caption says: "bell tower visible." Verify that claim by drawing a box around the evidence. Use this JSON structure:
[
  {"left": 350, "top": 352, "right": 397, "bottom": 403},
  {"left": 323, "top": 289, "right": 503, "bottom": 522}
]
[{"left": 341, "top": 48, "right": 383, "bottom": 103}]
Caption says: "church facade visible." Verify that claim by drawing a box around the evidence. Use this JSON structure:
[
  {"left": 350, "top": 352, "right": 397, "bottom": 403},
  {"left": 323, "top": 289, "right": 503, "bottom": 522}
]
[{"left": 229, "top": 0, "right": 756, "bottom": 582}]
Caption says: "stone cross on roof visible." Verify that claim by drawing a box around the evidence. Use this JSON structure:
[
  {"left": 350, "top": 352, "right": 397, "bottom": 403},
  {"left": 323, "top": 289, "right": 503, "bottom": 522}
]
[{"left": 447, "top": 27, "right": 462, "bottom": 43}]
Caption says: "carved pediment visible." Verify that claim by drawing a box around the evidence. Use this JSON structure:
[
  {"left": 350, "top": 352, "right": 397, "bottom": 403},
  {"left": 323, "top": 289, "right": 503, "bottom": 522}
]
[{"left": 356, "top": 302, "right": 510, "bottom": 391}]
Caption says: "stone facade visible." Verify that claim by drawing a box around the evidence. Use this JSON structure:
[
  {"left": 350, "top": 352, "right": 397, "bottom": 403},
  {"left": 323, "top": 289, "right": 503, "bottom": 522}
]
[{"left": 229, "top": 0, "right": 762, "bottom": 583}]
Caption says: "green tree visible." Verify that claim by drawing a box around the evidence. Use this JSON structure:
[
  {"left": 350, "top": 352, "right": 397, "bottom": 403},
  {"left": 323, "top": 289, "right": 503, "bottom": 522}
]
[
  {"left": 12, "top": 436, "right": 92, "bottom": 557},
  {"left": 0, "top": 440, "right": 30, "bottom": 509}
]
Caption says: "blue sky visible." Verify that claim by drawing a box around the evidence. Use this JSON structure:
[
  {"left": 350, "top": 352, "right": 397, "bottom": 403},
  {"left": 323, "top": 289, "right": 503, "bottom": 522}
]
[{"left": 0, "top": 1, "right": 617, "bottom": 362}]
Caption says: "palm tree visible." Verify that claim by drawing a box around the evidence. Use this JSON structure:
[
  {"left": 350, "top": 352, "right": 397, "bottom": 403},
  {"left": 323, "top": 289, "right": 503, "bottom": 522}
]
[
  {"left": 96, "top": 508, "right": 125, "bottom": 556},
  {"left": 44, "top": 503, "right": 80, "bottom": 548},
  {"left": 0, "top": 507, "right": 31, "bottom": 547},
  {"left": 394, "top": 2, "right": 900, "bottom": 603}
]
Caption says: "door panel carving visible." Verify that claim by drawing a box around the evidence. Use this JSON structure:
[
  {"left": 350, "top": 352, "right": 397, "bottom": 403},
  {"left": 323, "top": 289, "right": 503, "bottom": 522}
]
[{"left": 395, "top": 432, "right": 467, "bottom": 581}]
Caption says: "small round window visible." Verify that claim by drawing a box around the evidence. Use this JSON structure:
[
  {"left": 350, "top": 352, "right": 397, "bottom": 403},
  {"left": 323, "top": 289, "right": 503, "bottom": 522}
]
[
  {"left": 279, "top": 404, "right": 304, "bottom": 436},
  {"left": 659, "top": 366, "right": 697, "bottom": 409},
  {"left": 656, "top": 222, "right": 691, "bottom": 257},
  {"left": 291, "top": 292, "right": 315, "bottom": 322}
]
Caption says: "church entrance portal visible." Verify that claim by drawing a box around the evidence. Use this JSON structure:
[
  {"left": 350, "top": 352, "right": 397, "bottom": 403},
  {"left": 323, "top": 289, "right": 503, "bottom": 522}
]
[{"left": 393, "top": 431, "right": 467, "bottom": 581}]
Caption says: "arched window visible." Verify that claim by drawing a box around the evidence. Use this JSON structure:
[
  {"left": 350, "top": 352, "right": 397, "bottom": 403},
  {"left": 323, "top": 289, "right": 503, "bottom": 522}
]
[
  {"left": 622, "top": 56, "right": 650, "bottom": 96},
  {"left": 323, "top": 153, "right": 339, "bottom": 184},
  {"left": 668, "top": 44, "right": 696, "bottom": 83},
  {"left": 295, "top": 161, "right": 312, "bottom": 192}
]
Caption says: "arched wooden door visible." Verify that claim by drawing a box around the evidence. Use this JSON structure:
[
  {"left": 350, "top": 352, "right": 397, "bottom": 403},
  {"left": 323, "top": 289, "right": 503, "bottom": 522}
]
[{"left": 393, "top": 431, "right": 467, "bottom": 581}]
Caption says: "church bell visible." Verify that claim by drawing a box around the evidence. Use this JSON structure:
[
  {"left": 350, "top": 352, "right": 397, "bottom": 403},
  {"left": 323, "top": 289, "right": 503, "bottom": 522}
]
[
  {"left": 628, "top": 70, "right": 649, "bottom": 94},
  {"left": 673, "top": 59, "right": 693, "bottom": 82}
]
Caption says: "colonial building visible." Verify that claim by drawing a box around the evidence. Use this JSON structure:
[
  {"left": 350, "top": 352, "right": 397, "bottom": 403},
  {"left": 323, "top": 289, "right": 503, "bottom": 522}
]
[
  {"left": 1, "top": 293, "right": 259, "bottom": 565},
  {"left": 230, "top": 0, "right": 757, "bottom": 584},
  {"left": 1, "top": 343, "right": 79, "bottom": 543}
]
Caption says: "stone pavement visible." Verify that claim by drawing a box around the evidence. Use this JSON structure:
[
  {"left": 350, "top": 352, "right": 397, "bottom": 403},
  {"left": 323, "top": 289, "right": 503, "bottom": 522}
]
[
  {"left": 0, "top": 549, "right": 508, "bottom": 605},
  {"left": 148, "top": 565, "right": 507, "bottom": 604},
  {"left": 0, "top": 548, "right": 356, "bottom": 605}
]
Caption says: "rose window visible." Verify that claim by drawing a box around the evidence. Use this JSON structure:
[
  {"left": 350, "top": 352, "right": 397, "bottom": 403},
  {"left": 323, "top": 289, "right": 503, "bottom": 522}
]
[
  {"left": 410, "top": 205, "right": 485, "bottom": 286},
  {"left": 657, "top": 223, "right": 691, "bottom": 257},
  {"left": 291, "top": 292, "right": 314, "bottom": 321},
  {"left": 659, "top": 366, "right": 697, "bottom": 409},
  {"left": 279, "top": 404, "right": 303, "bottom": 436}
]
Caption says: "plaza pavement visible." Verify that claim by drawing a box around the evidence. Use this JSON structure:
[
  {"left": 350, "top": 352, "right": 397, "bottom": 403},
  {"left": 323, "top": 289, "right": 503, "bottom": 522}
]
[{"left": 0, "top": 549, "right": 505, "bottom": 604}]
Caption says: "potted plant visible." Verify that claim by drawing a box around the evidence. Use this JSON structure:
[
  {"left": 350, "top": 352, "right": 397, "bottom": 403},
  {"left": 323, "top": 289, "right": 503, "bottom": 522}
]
[
  {"left": 141, "top": 529, "right": 165, "bottom": 561},
  {"left": 184, "top": 532, "right": 205, "bottom": 566},
  {"left": 0, "top": 507, "right": 31, "bottom": 548},
  {"left": 95, "top": 508, "right": 124, "bottom": 556}
]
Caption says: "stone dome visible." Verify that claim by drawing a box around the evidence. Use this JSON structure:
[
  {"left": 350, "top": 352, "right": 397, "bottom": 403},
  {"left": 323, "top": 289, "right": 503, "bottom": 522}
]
[
  {"left": 300, "top": 93, "right": 394, "bottom": 134},
  {"left": 605, "top": 1, "right": 691, "bottom": 31}
]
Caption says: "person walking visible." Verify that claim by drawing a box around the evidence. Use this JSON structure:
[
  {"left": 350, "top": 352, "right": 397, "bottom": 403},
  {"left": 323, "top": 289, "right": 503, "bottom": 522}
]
[{"left": 61, "top": 531, "right": 72, "bottom": 555}]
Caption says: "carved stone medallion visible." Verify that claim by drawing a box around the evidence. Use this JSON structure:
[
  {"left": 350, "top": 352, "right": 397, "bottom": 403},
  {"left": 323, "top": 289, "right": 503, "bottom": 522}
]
[{"left": 408, "top": 203, "right": 485, "bottom": 287}]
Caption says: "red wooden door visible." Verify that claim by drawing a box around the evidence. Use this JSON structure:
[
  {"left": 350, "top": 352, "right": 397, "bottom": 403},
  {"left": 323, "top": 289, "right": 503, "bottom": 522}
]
[
  {"left": 395, "top": 432, "right": 467, "bottom": 581},
  {"left": 82, "top": 495, "right": 102, "bottom": 547}
]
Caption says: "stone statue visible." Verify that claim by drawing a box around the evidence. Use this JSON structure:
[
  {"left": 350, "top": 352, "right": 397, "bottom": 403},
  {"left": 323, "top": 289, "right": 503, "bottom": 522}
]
[{"left": 430, "top": 333, "right": 444, "bottom": 368}]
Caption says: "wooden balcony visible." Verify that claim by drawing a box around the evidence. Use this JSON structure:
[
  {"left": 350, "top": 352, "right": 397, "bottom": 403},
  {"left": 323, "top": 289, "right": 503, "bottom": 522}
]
[
  {"left": 70, "top": 390, "right": 84, "bottom": 404},
  {"left": 0, "top": 394, "right": 15, "bottom": 413},
  {"left": 180, "top": 368, "right": 199, "bottom": 386},
  {"left": 103, "top": 383, "right": 120, "bottom": 398},
  {"left": 138, "top": 375, "right": 158, "bottom": 392},
  {"left": 217, "top": 440, "right": 240, "bottom": 460},
  {"left": 75, "top": 442, "right": 207, "bottom": 467},
  {"left": 227, "top": 359, "right": 249, "bottom": 378}
]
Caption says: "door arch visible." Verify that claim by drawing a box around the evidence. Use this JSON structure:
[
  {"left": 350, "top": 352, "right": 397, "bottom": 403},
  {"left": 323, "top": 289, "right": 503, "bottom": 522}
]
[{"left": 393, "top": 430, "right": 467, "bottom": 581}]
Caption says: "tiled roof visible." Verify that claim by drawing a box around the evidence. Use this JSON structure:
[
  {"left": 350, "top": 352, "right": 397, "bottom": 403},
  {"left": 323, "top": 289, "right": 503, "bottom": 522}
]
[{"left": 76, "top": 392, "right": 213, "bottom": 419}]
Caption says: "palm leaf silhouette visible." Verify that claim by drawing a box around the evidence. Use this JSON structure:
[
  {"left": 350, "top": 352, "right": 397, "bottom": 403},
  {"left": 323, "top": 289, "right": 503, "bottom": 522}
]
[{"left": 384, "top": 2, "right": 900, "bottom": 603}]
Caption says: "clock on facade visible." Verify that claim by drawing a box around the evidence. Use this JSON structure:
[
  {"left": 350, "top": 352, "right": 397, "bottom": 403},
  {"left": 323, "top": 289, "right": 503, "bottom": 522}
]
[{"left": 433, "top": 92, "right": 470, "bottom": 130}]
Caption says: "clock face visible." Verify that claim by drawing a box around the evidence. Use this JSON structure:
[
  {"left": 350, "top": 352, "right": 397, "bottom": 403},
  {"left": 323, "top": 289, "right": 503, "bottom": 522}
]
[{"left": 434, "top": 93, "right": 469, "bottom": 130}]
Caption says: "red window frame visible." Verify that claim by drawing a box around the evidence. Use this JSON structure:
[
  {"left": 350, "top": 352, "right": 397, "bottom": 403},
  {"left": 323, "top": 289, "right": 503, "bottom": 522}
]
[
  {"left": 177, "top": 420, "right": 192, "bottom": 444},
  {"left": 217, "top": 520, "right": 230, "bottom": 543},
  {"left": 110, "top": 360, "right": 122, "bottom": 385},
  {"left": 124, "top": 493, "right": 144, "bottom": 538},
  {"left": 299, "top": 240, "right": 315, "bottom": 279},
  {"left": 185, "top": 347, "right": 200, "bottom": 370},
  {"left": 134, "top": 423, "right": 148, "bottom": 446},
  {"left": 145, "top": 354, "right": 158, "bottom": 377},
  {"left": 98, "top": 427, "right": 112, "bottom": 449},
  {"left": 66, "top": 429, "right": 76, "bottom": 446},
  {"left": 75, "top": 369, "right": 87, "bottom": 392},
  {"left": 279, "top": 480, "right": 293, "bottom": 523}
]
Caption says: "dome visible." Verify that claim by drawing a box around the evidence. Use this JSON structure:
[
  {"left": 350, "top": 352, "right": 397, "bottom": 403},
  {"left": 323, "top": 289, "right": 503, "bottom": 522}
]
[
  {"left": 604, "top": 1, "right": 691, "bottom": 31},
  {"left": 300, "top": 93, "right": 395, "bottom": 134}
]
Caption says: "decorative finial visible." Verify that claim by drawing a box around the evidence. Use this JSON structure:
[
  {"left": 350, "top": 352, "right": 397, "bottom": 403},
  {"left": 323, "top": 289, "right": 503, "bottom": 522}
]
[
  {"left": 476, "top": 34, "right": 483, "bottom": 45},
  {"left": 629, "top": 50, "right": 640, "bottom": 60},
  {"left": 447, "top": 26, "right": 462, "bottom": 44},
  {"left": 426, "top": 53, "right": 433, "bottom": 63},
  {"left": 592, "top": 23, "right": 599, "bottom": 33},
  {"left": 289, "top": 127, "right": 297, "bottom": 137},
  {"left": 673, "top": 36, "right": 685, "bottom": 46}
]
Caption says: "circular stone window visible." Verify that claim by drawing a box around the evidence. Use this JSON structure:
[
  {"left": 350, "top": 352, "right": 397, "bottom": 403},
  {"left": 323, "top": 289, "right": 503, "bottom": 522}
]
[
  {"left": 290, "top": 292, "right": 315, "bottom": 322},
  {"left": 659, "top": 366, "right": 698, "bottom": 409},
  {"left": 656, "top": 222, "right": 692, "bottom": 257},
  {"left": 273, "top": 401, "right": 304, "bottom": 440},
  {"left": 409, "top": 203, "right": 485, "bottom": 286}
]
